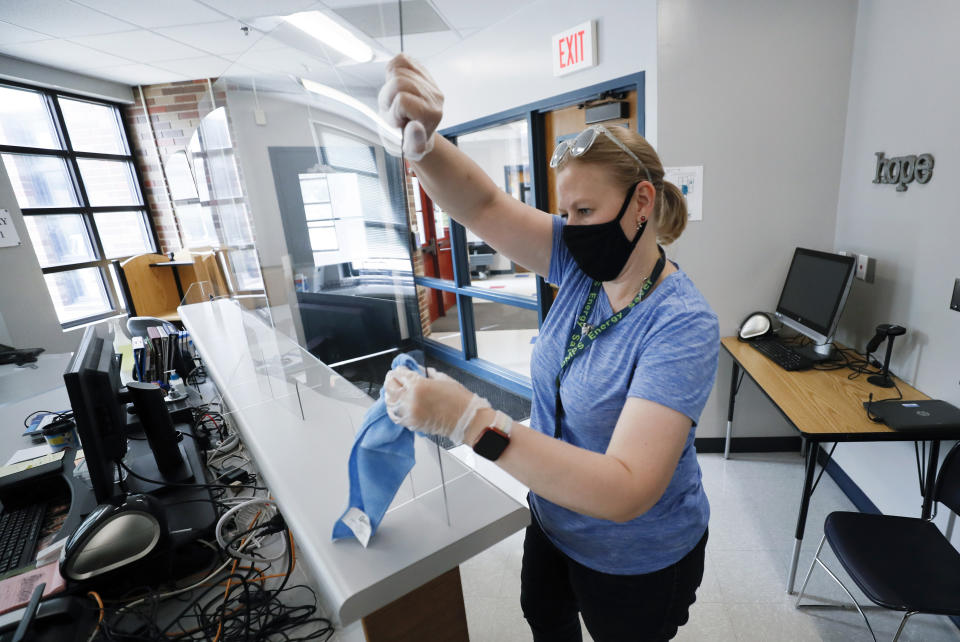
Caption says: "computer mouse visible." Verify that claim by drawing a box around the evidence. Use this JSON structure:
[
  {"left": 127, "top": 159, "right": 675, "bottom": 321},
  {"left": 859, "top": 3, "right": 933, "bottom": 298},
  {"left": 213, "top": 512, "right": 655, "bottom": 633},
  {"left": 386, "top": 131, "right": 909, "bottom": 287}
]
[
  {"left": 60, "top": 494, "right": 166, "bottom": 581},
  {"left": 738, "top": 312, "right": 772, "bottom": 340}
]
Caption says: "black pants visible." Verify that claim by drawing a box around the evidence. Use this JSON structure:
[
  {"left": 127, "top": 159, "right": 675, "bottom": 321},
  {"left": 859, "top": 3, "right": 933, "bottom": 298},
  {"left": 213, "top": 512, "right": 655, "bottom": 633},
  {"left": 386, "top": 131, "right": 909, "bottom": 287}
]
[{"left": 520, "top": 517, "right": 707, "bottom": 642}]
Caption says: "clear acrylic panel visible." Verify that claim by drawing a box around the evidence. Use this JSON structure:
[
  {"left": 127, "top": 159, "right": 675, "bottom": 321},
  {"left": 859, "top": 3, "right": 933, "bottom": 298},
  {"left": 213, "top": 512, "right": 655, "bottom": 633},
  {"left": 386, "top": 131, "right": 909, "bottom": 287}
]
[
  {"left": 57, "top": 97, "right": 126, "bottom": 155},
  {"left": 0, "top": 153, "right": 78, "bottom": 208},
  {"left": 22, "top": 213, "right": 96, "bottom": 267},
  {"left": 213, "top": 301, "right": 466, "bottom": 523},
  {"left": 165, "top": 1, "right": 494, "bottom": 534},
  {"left": 0, "top": 85, "right": 61, "bottom": 149}
]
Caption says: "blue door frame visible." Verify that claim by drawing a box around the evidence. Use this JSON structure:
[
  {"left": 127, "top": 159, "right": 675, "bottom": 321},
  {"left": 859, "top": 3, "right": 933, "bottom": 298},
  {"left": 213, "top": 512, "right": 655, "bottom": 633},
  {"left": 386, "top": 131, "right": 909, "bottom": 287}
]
[{"left": 414, "top": 72, "right": 646, "bottom": 399}]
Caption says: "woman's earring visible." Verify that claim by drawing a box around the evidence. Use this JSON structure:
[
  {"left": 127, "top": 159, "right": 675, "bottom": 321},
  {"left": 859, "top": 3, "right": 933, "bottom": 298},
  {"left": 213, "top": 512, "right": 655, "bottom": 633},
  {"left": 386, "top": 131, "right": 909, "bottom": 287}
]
[{"left": 637, "top": 216, "right": 647, "bottom": 229}]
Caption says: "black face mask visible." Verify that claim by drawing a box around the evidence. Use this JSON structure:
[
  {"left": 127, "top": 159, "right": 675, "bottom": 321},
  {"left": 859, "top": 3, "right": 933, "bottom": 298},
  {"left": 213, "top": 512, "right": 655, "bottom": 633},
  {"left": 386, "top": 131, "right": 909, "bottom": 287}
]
[{"left": 562, "top": 182, "right": 644, "bottom": 281}]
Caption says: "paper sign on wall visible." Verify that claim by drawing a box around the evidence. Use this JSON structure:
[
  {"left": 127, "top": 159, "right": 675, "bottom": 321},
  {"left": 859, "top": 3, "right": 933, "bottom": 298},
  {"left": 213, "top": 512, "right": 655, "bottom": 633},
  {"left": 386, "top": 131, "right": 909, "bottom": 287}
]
[
  {"left": 0, "top": 209, "right": 21, "bottom": 247},
  {"left": 664, "top": 166, "right": 704, "bottom": 222}
]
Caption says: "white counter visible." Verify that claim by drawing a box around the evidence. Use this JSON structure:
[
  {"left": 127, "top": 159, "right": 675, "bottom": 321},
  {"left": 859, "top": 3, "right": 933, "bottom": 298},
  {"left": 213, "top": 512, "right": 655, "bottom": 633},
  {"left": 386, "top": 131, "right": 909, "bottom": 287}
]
[{"left": 180, "top": 299, "right": 528, "bottom": 626}]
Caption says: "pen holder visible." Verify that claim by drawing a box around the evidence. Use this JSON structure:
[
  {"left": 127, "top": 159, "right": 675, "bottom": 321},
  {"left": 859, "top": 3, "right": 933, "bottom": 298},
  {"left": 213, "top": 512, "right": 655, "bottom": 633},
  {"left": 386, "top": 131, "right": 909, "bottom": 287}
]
[{"left": 42, "top": 419, "right": 79, "bottom": 452}]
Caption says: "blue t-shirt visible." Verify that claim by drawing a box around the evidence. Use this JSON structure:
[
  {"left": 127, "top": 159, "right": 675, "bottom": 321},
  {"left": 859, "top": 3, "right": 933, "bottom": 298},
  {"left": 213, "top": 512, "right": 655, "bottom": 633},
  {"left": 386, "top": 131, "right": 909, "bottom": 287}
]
[{"left": 528, "top": 215, "right": 719, "bottom": 575}]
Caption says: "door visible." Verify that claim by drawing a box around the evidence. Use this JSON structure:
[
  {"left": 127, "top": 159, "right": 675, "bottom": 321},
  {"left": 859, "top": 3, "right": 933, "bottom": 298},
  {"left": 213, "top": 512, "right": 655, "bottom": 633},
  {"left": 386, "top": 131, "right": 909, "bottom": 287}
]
[{"left": 542, "top": 90, "right": 638, "bottom": 216}]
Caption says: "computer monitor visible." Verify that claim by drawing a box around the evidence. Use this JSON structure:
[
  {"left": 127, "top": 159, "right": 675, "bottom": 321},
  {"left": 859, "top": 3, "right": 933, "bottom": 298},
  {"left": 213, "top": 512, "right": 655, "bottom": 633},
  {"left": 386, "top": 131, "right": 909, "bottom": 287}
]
[
  {"left": 63, "top": 325, "right": 128, "bottom": 504},
  {"left": 775, "top": 247, "right": 856, "bottom": 361},
  {"left": 64, "top": 325, "right": 192, "bottom": 505}
]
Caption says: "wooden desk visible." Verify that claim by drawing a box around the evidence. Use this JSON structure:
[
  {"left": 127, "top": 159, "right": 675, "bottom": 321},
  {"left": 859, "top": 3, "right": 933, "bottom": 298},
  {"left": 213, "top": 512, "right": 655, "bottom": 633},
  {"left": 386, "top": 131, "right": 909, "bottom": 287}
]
[
  {"left": 150, "top": 260, "right": 195, "bottom": 300},
  {"left": 721, "top": 337, "right": 945, "bottom": 594}
]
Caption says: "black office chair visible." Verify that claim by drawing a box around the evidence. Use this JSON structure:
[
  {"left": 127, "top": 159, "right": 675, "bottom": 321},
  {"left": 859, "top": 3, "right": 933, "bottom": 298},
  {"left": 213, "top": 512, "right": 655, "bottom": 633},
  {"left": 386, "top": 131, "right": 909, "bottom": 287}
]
[{"left": 796, "top": 441, "right": 960, "bottom": 641}]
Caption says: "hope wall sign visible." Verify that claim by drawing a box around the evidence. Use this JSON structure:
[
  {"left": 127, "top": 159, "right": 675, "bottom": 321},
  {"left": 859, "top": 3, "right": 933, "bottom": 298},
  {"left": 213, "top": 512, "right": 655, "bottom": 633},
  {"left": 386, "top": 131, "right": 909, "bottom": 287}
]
[{"left": 872, "top": 152, "right": 934, "bottom": 192}]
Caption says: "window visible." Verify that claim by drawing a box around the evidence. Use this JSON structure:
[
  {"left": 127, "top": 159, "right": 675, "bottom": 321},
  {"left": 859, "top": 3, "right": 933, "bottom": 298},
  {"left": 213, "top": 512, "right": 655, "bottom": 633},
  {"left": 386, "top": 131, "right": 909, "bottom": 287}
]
[
  {"left": 168, "top": 108, "right": 261, "bottom": 293},
  {"left": 0, "top": 82, "right": 155, "bottom": 327},
  {"left": 300, "top": 173, "right": 338, "bottom": 254}
]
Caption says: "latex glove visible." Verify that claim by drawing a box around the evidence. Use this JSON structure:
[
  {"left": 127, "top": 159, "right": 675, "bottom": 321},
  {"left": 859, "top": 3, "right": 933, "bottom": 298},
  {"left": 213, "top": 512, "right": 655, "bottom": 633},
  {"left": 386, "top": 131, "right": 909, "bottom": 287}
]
[
  {"left": 383, "top": 367, "right": 490, "bottom": 444},
  {"left": 378, "top": 54, "right": 444, "bottom": 161}
]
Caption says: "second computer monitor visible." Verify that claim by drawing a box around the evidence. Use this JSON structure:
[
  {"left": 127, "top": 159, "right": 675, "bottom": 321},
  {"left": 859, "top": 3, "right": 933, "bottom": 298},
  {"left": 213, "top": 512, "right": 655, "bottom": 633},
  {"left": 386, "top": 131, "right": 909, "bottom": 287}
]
[{"left": 775, "top": 247, "right": 856, "bottom": 360}]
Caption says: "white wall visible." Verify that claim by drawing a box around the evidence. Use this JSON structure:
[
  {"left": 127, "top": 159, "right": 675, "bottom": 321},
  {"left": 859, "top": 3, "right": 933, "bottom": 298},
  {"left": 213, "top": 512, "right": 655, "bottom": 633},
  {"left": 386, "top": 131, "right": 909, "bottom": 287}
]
[
  {"left": 0, "top": 162, "right": 81, "bottom": 354},
  {"left": 830, "top": 1, "right": 960, "bottom": 534},
  {"left": 658, "top": 0, "right": 859, "bottom": 439},
  {"left": 424, "top": 0, "right": 659, "bottom": 146}
]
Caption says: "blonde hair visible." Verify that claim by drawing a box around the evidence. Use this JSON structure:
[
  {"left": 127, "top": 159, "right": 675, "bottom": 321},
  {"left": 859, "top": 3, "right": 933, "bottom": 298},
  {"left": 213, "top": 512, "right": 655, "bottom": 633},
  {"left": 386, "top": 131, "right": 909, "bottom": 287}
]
[{"left": 555, "top": 127, "right": 687, "bottom": 244}]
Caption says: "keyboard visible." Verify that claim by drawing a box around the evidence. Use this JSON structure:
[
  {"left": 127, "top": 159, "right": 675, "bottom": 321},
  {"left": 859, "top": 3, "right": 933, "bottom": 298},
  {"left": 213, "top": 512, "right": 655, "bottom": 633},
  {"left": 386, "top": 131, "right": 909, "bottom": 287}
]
[
  {"left": 749, "top": 340, "right": 814, "bottom": 371},
  {"left": 0, "top": 503, "right": 45, "bottom": 574}
]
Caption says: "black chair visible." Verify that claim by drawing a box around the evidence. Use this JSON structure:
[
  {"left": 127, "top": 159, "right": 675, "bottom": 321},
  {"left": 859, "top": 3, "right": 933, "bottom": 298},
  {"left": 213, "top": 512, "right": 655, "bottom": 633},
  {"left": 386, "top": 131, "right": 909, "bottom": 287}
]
[{"left": 796, "top": 441, "right": 960, "bottom": 641}]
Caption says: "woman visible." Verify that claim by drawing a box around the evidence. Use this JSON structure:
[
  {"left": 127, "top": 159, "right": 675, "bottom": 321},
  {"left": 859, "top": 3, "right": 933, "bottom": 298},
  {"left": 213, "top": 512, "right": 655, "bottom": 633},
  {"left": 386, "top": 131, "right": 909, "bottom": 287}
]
[{"left": 381, "top": 55, "right": 719, "bottom": 642}]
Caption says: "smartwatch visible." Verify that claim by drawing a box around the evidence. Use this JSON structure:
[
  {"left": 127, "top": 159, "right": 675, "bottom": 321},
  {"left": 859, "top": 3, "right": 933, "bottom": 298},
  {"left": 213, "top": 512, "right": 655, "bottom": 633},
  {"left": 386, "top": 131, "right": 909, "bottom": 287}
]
[{"left": 472, "top": 410, "right": 512, "bottom": 461}]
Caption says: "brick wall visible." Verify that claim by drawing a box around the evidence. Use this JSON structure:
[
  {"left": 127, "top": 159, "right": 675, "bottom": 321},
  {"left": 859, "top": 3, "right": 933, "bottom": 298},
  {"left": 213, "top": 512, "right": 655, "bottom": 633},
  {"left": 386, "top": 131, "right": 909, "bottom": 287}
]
[
  {"left": 123, "top": 79, "right": 217, "bottom": 254},
  {"left": 404, "top": 169, "right": 432, "bottom": 338}
]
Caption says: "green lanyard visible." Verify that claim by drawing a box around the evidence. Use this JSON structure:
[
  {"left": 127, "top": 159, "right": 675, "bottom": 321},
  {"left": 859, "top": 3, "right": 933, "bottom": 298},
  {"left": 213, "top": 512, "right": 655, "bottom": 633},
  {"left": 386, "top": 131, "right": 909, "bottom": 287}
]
[{"left": 553, "top": 248, "right": 666, "bottom": 439}]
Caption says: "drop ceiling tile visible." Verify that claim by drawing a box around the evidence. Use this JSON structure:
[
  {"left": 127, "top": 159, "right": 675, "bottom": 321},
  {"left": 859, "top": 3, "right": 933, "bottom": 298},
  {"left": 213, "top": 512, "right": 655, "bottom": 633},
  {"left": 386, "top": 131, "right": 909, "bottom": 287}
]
[
  {"left": 155, "top": 21, "right": 265, "bottom": 56},
  {"left": 337, "top": 62, "right": 387, "bottom": 87},
  {"left": 0, "top": 39, "right": 133, "bottom": 69},
  {"left": 71, "top": 0, "right": 225, "bottom": 28},
  {"left": 0, "top": 19, "right": 52, "bottom": 44},
  {"left": 70, "top": 30, "right": 208, "bottom": 62},
  {"left": 376, "top": 30, "right": 460, "bottom": 59},
  {"left": 431, "top": 0, "right": 535, "bottom": 31},
  {"left": 0, "top": 0, "right": 135, "bottom": 37},
  {"left": 195, "top": 0, "right": 319, "bottom": 20},
  {"left": 93, "top": 63, "right": 190, "bottom": 85},
  {"left": 151, "top": 55, "right": 235, "bottom": 79},
  {"left": 240, "top": 48, "right": 324, "bottom": 75}
]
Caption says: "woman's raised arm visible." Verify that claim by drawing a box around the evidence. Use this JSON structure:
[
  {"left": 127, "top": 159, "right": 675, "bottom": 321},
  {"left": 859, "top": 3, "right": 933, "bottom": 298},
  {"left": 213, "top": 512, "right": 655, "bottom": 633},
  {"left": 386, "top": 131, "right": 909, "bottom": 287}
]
[{"left": 381, "top": 55, "right": 555, "bottom": 278}]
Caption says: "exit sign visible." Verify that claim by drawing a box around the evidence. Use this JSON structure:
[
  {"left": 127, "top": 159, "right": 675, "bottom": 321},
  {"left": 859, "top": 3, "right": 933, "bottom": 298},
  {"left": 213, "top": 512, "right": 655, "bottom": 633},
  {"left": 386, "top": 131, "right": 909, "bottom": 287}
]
[{"left": 552, "top": 21, "right": 597, "bottom": 77}]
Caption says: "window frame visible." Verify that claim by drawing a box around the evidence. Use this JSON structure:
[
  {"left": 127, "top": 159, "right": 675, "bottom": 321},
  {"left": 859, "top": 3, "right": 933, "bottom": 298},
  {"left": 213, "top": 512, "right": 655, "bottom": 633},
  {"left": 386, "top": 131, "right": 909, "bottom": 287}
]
[{"left": 0, "top": 79, "right": 160, "bottom": 328}]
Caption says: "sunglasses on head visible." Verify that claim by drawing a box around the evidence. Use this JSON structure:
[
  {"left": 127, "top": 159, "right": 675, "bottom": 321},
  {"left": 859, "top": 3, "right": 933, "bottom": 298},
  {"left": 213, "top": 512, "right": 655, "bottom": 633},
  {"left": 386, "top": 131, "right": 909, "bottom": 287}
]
[{"left": 549, "top": 125, "right": 654, "bottom": 184}]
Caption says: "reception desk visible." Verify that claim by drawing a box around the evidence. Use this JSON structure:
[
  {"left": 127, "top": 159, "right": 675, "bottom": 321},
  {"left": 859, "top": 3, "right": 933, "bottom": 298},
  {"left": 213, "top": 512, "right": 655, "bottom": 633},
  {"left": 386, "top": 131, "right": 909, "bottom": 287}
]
[{"left": 180, "top": 299, "right": 529, "bottom": 639}]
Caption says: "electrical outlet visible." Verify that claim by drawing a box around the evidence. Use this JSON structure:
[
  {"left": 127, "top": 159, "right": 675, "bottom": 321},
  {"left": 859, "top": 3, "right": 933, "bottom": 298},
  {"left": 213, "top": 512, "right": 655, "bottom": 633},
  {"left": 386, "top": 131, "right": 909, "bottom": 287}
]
[{"left": 855, "top": 254, "right": 876, "bottom": 283}]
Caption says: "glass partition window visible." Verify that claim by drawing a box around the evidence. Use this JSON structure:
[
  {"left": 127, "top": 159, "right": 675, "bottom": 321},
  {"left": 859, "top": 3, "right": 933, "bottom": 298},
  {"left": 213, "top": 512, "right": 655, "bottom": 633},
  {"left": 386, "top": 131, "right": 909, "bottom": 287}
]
[
  {"left": 474, "top": 300, "right": 539, "bottom": 378},
  {"left": 455, "top": 119, "right": 536, "bottom": 301},
  {"left": 0, "top": 82, "right": 155, "bottom": 326}
]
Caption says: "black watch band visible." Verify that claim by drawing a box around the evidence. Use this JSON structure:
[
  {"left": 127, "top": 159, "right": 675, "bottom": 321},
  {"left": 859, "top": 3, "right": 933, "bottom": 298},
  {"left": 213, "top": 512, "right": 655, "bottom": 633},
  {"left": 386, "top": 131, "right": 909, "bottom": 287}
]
[{"left": 472, "top": 411, "right": 511, "bottom": 461}]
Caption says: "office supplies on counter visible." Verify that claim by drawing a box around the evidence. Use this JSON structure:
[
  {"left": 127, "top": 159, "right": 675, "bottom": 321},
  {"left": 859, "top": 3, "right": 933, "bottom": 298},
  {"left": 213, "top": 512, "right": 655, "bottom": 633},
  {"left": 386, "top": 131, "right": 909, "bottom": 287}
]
[{"left": 0, "top": 562, "right": 65, "bottom": 616}]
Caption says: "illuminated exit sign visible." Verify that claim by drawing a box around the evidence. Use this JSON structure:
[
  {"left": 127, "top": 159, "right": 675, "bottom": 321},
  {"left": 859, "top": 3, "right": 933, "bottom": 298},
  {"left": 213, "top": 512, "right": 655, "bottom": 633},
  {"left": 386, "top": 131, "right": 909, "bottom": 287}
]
[{"left": 552, "top": 20, "right": 597, "bottom": 77}]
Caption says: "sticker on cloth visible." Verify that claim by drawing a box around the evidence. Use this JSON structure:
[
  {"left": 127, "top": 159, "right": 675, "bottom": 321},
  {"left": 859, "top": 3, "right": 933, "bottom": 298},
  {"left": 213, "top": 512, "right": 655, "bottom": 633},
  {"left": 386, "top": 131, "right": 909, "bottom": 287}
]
[
  {"left": 331, "top": 352, "right": 421, "bottom": 546},
  {"left": 340, "top": 507, "right": 372, "bottom": 548}
]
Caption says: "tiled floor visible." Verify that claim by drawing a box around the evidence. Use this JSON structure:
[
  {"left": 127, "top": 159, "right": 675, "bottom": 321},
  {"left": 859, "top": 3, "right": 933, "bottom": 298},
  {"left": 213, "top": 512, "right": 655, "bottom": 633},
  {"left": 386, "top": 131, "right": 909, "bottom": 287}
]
[{"left": 460, "top": 452, "right": 960, "bottom": 641}]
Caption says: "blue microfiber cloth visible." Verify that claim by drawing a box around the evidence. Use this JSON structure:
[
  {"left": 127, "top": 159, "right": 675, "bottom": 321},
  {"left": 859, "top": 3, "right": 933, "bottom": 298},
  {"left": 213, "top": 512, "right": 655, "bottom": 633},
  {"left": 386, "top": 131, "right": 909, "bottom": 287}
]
[{"left": 332, "top": 353, "right": 421, "bottom": 546}]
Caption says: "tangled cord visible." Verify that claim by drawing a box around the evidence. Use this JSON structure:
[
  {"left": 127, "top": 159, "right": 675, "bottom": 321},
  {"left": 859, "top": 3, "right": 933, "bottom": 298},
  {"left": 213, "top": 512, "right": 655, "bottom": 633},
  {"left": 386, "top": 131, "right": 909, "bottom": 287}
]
[{"left": 94, "top": 524, "right": 333, "bottom": 641}]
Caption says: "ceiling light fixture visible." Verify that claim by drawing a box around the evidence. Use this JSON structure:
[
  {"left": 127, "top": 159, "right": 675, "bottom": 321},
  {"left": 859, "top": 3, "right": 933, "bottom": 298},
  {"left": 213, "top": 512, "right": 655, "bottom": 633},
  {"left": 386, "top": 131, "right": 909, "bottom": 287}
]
[{"left": 285, "top": 11, "right": 374, "bottom": 63}]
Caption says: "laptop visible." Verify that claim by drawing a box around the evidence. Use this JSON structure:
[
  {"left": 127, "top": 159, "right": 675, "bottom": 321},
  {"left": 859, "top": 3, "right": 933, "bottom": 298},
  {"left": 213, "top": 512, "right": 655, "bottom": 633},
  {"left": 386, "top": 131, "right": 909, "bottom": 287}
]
[{"left": 864, "top": 399, "right": 960, "bottom": 433}]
